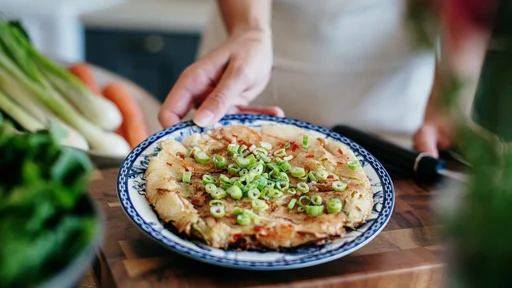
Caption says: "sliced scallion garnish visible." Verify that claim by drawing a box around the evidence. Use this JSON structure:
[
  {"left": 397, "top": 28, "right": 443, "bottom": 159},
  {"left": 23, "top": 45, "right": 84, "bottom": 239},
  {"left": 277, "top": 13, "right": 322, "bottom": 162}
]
[
  {"left": 347, "top": 160, "right": 360, "bottom": 170},
  {"left": 210, "top": 205, "right": 225, "bottom": 218},
  {"left": 210, "top": 188, "right": 227, "bottom": 199},
  {"left": 227, "top": 164, "right": 241, "bottom": 174},
  {"left": 209, "top": 199, "right": 225, "bottom": 207},
  {"left": 248, "top": 188, "right": 261, "bottom": 200},
  {"left": 194, "top": 151, "right": 210, "bottom": 163},
  {"left": 237, "top": 214, "right": 251, "bottom": 225},
  {"left": 316, "top": 169, "right": 328, "bottom": 181},
  {"left": 260, "top": 141, "right": 272, "bottom": 150},
  {"left": 328, "top": 198, "right": 342, "bottom": 213},
  {"left": 280, "top": 161, "right": 291, "bottom": 172},
  {"left": 233, "top": 207, "right": 244, "bottom": 216},
  {"left": 274, "top": 148, "right": 286, "bottom": 157},
  {"left": 227, "top": 143, "right": 239, "bottom": 153},
  {"left": 298, "top": 195, "right": 311, "bottom": 207},
  {"left": 202, "top": 174, "right": 216, "bottom": 185},
  {"left": 332, "top": 181, "right": 347, "bottom": 192},
  {"left": 288, "top": 199, "right": 297, "bottom": 209},
  {"left": 303, "top": 135, "right": 309, "bottom": 149},
  {"left": 297, "top": 182, "right": 309, "bottom": 193},
  {"left": 305, "top": 205, "right": 323, "bottom": 216},
  {"left": 291, "top": 167, "right": 306, "bottom": 178},
  {"left": 182, "top": 171, "right": 192, "bottom": 183},
  {"left": 308, "top": 171, "right": 318, "bottom": 182},
  {"left": 205, "top": 183, "right": 218, "bottom": 194},
  {"left": 212, "top": 155, "right": 226, "bottom": 169},
  {"left": 311, "top": 195, "right": 322, "bottom": 205},
  {"left": 227, "top": 185, "right": 243, "bottom": 200}
]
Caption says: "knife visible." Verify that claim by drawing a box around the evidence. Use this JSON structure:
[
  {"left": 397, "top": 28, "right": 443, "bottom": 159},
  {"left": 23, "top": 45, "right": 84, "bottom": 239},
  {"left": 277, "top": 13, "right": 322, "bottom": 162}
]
[{"left": 332, "top": 125, "right": 470, "bottom": 183}]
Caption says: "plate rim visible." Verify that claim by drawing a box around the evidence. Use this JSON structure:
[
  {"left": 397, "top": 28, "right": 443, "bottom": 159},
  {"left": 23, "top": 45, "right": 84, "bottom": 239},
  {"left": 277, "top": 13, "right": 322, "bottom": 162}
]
[{"left": 116, "top": 114, "right": 395, "bottom": 270}]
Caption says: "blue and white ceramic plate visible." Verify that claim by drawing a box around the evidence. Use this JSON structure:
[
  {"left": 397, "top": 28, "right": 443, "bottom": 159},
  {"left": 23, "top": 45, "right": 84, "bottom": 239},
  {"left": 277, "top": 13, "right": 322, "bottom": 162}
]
[{"left": 117, "top": 114, "right": 395, "bottom": 270}]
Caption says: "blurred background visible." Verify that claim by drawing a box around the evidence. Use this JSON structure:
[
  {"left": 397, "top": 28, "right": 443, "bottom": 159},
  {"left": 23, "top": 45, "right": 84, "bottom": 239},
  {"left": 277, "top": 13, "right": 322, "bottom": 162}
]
[{"left": 0, "top": 0, "right": 212, "bottom": 103}]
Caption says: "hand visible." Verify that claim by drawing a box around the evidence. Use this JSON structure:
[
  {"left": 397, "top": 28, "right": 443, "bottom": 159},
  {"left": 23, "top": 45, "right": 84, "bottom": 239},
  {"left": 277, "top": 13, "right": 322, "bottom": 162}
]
[
  {"left": 158, "top": 29, "right": 281, "bottom": 128},
  {"left": 413, "top": 109, "right": 453, "bottom": 158}
]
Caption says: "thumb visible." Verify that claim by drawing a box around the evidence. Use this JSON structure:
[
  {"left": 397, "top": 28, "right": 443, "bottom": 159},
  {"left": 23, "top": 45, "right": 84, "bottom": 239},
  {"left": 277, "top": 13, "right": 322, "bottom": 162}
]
[
  {"left": 194, "top": 62, "right": 249, "bottom": 127},
  {"left": 413, "top": 125, "right": 440, "bottom": 158}
]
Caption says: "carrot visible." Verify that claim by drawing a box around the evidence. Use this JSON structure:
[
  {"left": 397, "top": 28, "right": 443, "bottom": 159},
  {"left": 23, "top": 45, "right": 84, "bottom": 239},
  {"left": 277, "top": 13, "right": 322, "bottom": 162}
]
[
  {"left": 102, "top": 82, "right": 148, "bottom": 149},
  {"left": 69, "top": 62, "right": 101, "bottom": 95}
]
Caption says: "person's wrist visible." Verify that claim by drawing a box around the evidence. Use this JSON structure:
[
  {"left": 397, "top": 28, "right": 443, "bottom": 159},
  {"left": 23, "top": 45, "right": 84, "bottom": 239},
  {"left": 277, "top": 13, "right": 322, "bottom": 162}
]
[{"left": 230, "top": 24, "right": 272, "bottom": 40}]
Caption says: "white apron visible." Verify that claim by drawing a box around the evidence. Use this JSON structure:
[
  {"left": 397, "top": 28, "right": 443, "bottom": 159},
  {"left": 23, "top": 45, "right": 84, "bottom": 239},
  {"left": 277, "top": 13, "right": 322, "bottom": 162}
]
[{"left": 197, "top": 0, "right": 435, "bottom": 146}]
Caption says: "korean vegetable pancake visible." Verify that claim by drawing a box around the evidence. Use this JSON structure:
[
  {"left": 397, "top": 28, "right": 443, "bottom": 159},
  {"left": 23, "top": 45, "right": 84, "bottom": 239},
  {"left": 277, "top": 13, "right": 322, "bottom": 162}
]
[{"left": 145, "top": 124, "right": 373, "bottom": 250}]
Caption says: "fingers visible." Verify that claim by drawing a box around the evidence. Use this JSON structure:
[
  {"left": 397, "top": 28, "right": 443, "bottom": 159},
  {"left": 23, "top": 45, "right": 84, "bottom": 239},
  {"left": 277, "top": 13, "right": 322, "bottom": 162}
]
[
  {"left": 193, "top": 61, "right": 250, "bottom": 127},
  {"left": 413, "top": 125, "right": 440, "bottom": 158},
  {"left": 159, "top": 49, "right": 230, "bottom": 128},
  {"left": 235, "top": 105, "right": 285, "bottom": 117}
]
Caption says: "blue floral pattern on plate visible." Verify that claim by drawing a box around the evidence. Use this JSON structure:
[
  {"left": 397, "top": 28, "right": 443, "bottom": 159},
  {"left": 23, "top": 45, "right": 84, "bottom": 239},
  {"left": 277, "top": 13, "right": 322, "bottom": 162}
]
[{"left": 116, "top": 114, "right": 395, "bottom": 270}]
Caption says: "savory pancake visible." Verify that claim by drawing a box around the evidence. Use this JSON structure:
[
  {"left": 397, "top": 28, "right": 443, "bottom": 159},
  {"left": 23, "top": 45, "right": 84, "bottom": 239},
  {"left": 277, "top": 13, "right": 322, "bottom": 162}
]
[{"left": 145, "top": 124, "right": 373, "bottom": 250}]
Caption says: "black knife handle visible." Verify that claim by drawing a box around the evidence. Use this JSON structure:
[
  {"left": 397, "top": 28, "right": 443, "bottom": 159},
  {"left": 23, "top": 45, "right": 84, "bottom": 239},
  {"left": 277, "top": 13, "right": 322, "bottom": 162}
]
[{"left": 332, "top": 125, "right": 445, "bottom": 181}]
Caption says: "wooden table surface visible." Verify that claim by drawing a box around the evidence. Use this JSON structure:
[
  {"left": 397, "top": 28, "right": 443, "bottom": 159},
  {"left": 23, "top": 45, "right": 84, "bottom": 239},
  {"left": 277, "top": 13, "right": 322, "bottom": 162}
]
[{"left": 87, "top": 168, "right": 446, "bottom": 288}]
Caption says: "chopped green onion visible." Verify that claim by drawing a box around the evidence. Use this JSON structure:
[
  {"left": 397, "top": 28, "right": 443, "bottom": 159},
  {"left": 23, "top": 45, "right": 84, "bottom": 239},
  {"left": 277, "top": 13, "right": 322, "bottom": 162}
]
[
  {"left": 212, "top": 155, "right": 226, "bottom": 169},
  {"left": 332, "top": 181, "right": 347, "bottom": 192},
  {"left": 280, "top": 161, "right": 291, "bottom": 172},
  {"left": 347, "top": 160, "right": 360, "bottom": 170},
  {"left": 227, "top": 185, "right": 243, "bottom": 200},
  {"left": 283, "top": 155, "right": 294, "bottom": 161},
  {"left": 237, "top": 214, "right": 251, "bottom": 225},
  {"left": 271, "top": 190, "right": 284, "bottom": 199},
  {"left": 298, "top": 174, "right": 308, "bottom": 181},
  {"left": 266, "top": 188, "right": 276, "bottom": 199},
  {"left": 194, "top": 151, "right": 210, "bottom": 163},
  {"left": 248, "top": 188, "right": 261, "bottom": 200},
  {"left": 186, "top": 147, "right": 198, "bottom": 158},
  {"left": 262, "top": 172, "right": 269, "bottom": 179},
  {"left": 220, "top": 183, "right": 231, "bottom": 190},
  {"left": 297, "top": 207, "right": 305, "bottom": 212},
  {"left": 260, "top": 187, "right": 269, "bottom": 199},
  {"left": 210, "top": 188, "right": 227, "bottom": 199},
  {"left": 210, "top": 205, "right": 225, "bottom": 218},
  {"left": 256, "top": 176, "right": 267, "bottom": 190},
  {"left": 284, "top": 142, "right": 291, "bottom": 149},
  {"left": 306, "top": 205, "right": 323, "bottom": 216},
  {"left": 298, "top": 196, "right": 311, "bottom": 207},
  {"left": 182, "top": 171, "right": 192, "bottom": 183},
  {"left": 219, "top": 174, "right": 231, "bottom": 184},
  {"left": 266, "top": 181, "right": 276, "bottom": 189},
  {"left": 236, "top": 156, "right": 252, "bottom": 168},
  {"left": 238, "top": 144, "right": 248, "bottom": 154},
  {"left": 251, "top": 164, "right": 264, "bottom": 175},
  {"left": 303, "top": 135, "right": 309, "bottom": 149},
  {"left": 287, "top": 188, "right": 297, "bottom": 195},
  {"left": 269, "top": 169, "right": 280, "bottom": 180},
  {"left": 227, "top": 143, "right": 239, "bottom": 153},
  {"left": 274, "top": 148, "right": 286, "bottom": 157},
  {"left": 205, "top": 183, "right": 218, "bottom": 194},
  {"left": 260, "top": 141, "right": 272, "bottom": 150},
  {"left": 308, "top": 171, "right": 318, "bottom": 182},
  {"left": 276, "top": 181, "right": 289, "bottom": 191},
  {"left": 202, "top": 174, "right": 216, "bottom": 185},
  {"left": 258, "top": 154, "right": 271, "bottom": 163},
  {"left": 249, "top": 144, "right": 257, "bottom": 152},
  {"left": 227, "top": 164, "right": 241, "bottom": 174},
  {"left": 244, "top": 209, "right": 259, "bottom": 220},
  {"left": 279, "top": 172, "right": 290, "bottom": 183},
  {"left": 239, "top": 168, "right": 249, "bottom": 175},
  {"left": 288, "top": 199, "right": 297, "bottom": 209},
  {"left": 275, "top": 157, "right": 284, "bottom": 165},
  {"left": 209, "top": 199, "right": 225, "bottom": 207},
  {"left": 233, "top": 207, "right": 244, "bottom": 216},
  {"left": 311, "top": 195, "right": 322, "bottom": 205},
  {"left": 328, "top": 198, "right": 342, "bottom": 213},
  {"left": 316, "top": 170, "right": 329, "bottom": 181},
  {"left": 291, "top": 167, "right": 306, "bottom": 178},
  {"left": 254, "top": 147, "right": 268, "bottom": 155},
  {"left": 297, "top": 182, "right": 309, "bottom": 193}
]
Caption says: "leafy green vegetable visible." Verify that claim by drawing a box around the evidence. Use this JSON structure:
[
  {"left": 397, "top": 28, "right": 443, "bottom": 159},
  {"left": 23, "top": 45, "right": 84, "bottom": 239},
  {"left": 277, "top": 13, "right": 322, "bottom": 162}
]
[{"left": 0, "top": 119, "right": 97, "bottom": 287}]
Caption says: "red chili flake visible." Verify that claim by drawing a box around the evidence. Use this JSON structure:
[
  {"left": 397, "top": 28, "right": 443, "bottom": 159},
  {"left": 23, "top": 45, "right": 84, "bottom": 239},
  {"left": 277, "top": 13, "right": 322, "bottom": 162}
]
[
  {"left": 337, "top": 148, "right": 344, "bottom": 155},
  {"left": 237, "top": 139, "right": 245, "bottom": 145},
  {"left": 337, "top": 161, "right": 344, "bottom": 166},
  {"left": 191, "top": 199, "right": 201, "bottom": 205},
  {"left": 290, "top": 142, "right": 299, "bottom": 152},
  {"left": 327, "top": 175, "right": 334, "bottom": 180},
  {"left": 254, "top": 225, "right": 264, "bottom": 232},
  {"left": 233, "top": 234, "right": 242, "bottom": 241},
  {"left": 232, "top": 134, "right": 238, "bottom": 138},
  {"left": 306, "top": 154, "right": 314, "bottom": 159},
  {"left": 166, "top": 162, "right": 173, "bottom": 167}
]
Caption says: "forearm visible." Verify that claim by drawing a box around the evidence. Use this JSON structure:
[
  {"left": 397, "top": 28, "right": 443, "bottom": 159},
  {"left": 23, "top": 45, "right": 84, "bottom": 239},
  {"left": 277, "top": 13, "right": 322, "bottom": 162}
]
[{"left": 216, "top": 0, "right": 272, "bottom": 36}]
